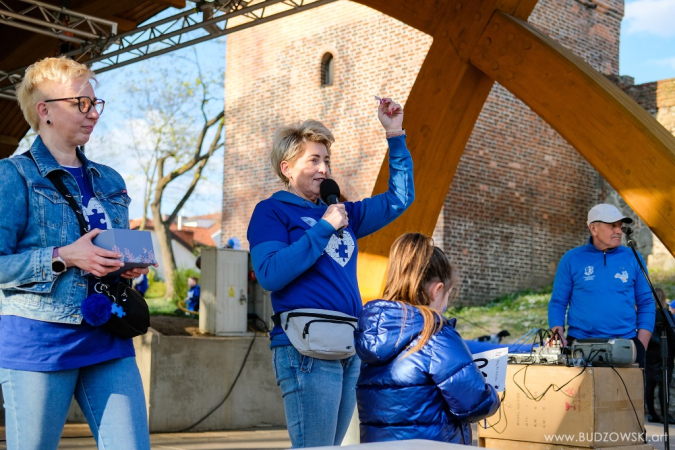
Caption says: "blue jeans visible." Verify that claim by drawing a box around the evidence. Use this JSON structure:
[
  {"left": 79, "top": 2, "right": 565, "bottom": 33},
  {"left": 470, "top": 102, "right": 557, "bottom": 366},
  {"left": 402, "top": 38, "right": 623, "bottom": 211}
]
[
  {"left": 272, "top": 345, "right": 360, "bottom": 448},
  {"left": 0, "top": 357, "right": 150, "bottom": 450}
]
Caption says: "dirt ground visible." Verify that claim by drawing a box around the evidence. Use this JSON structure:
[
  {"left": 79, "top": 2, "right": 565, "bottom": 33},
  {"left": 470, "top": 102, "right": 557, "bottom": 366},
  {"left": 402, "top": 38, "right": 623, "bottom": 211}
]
[{"left": 149, "top": 315, "right": 205, "bottom": 336}]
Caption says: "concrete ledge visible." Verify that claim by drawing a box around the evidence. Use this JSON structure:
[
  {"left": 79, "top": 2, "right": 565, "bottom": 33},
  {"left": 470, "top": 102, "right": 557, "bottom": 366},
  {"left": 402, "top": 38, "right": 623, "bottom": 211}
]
[
  {"left": 66, "top": 328, "right": 286, "bottom": 432},
  {"left": 139, "top": 329, "right": 286, "bottom": 432}
]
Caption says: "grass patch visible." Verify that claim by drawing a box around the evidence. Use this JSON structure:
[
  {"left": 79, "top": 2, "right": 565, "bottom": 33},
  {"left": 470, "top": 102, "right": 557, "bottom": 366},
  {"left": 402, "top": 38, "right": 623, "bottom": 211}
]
[
  {"left": 447, "top": 268, "right": 675, "bottom": 344},
  {"left": 146, "top": 296, "right": 178, "bottom": 316},
  {"left": 446, "top": 285, "right": 550, "bottom": 344},
  {"left": 146, "top": 280, "right": 166, "bottom": 299},
  {"left": 144, "top": 268, "right": 201, "bottom": 316},
  {"left": 649, "top": 268, "right": 675, "bottom": 300}
]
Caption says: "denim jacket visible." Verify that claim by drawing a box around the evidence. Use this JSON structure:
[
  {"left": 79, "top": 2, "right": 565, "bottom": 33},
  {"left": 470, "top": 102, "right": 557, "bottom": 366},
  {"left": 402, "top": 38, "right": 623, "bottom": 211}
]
[{"left": 0, "top": 136, "right": 131, "bottom": 324}]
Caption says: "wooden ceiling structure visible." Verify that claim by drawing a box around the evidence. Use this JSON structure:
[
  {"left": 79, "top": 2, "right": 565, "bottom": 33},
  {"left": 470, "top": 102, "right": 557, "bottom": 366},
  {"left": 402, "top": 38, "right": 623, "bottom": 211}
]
[{"left": 353, "top": 0, "right": 675, "bottom": 301}]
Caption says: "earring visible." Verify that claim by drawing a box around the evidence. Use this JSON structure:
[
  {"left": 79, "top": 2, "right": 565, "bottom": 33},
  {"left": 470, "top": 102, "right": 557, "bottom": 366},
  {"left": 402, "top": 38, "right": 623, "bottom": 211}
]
[{"left": 46, "top": 120, "right": 51, "bottom": 125}]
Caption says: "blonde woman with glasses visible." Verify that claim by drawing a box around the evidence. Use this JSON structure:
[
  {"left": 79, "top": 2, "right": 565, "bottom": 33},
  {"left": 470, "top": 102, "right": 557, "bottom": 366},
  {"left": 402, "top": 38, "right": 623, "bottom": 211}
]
[{"left": 0, "top": 56, "right": 150, "bottom": 449}]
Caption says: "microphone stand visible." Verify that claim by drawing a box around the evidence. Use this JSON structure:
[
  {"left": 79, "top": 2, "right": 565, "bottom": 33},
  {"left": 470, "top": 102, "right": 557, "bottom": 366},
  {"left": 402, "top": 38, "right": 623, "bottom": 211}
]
[{"left": 624, "top": 226, "right": 674, "bottom": 448}]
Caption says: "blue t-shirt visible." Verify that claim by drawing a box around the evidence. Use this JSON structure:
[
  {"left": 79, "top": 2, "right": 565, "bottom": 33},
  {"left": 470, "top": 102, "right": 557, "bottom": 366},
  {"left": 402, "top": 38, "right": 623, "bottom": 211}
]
[
  {"left": 135, "top": 273, "right": 149, "bottom": 295},
  {"left": 0, "top": 166, "right": 135, "bottom": 371}
]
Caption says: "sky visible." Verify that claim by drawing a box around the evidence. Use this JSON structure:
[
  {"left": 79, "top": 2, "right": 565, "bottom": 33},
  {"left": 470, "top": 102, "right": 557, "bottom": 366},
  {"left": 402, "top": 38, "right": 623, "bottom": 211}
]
[
  {"left": 621, "top": 0, "right": 675, "bottom": 83},
  {"left": 89, "top": 40, "right": 227, "bottom": 221},
  {"left": 16, "top": 0, "right": 675, "bottom": 221}
]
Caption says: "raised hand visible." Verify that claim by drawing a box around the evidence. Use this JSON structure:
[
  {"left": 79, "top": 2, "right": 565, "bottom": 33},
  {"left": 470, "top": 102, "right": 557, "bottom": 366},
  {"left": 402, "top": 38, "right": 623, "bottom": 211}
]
[{"left": 377, "top": 97, "right": 403, "bottom": 132}]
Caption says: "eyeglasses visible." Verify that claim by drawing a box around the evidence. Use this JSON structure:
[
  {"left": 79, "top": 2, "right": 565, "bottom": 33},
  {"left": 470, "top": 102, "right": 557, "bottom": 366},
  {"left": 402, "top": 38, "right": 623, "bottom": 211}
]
[
  {"left": 44, "top": 96, "right": 105, "bottom": 114},
  {"left": 592, "top": 221, "right": 623, "bottom": 230}
]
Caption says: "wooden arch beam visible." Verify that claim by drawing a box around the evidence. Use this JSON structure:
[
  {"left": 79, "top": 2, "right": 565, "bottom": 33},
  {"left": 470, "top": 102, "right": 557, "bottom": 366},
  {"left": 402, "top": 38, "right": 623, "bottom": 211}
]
[
  {"left": 469, "top": 11, "right": 675, "bottom": 250},
  {"left": 353, "top": 1, "right": 675, "bottom": 302},
  {"left": 353, "top": 0, "right": 538, "bottom": 301}
]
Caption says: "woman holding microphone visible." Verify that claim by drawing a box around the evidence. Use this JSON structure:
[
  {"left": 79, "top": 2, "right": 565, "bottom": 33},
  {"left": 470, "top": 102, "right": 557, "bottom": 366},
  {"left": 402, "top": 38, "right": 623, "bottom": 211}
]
[{"left": 247, "top": 97, "right": 414, "bottom": 447}]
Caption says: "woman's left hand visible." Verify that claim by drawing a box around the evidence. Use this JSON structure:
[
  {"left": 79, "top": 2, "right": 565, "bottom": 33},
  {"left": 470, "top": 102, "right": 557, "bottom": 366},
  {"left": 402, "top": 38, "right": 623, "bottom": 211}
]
[
  {"left": 377, "top": 97, "right": 403, "bottom": 132},
  {"left": 120, "top": 263, "right": 158, "bottom": 280}
]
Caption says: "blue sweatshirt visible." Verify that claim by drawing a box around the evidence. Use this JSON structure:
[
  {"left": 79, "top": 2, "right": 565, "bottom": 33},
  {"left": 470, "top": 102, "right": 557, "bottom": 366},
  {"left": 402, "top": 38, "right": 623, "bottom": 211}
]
[
  {"left": 548, "top": 237, "right": 655, "bottom": 339},
  {"left": 186, "top": 285, "right": 201, "bottom": 312},
  {"left": 247, "top": 135, "right": 414, "bottom": 347}
]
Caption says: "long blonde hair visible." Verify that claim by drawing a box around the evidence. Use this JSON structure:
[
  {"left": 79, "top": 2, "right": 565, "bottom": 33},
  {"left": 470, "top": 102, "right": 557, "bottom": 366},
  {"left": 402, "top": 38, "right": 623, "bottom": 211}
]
[{"left": 383, "top": 233, "right": 458, "bottom": 356}]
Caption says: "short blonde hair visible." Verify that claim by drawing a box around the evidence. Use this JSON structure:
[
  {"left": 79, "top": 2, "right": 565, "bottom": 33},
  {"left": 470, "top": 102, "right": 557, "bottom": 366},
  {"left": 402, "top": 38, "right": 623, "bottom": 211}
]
[
  {"left": 270, "top": 120, "right": 335, "bottom": 187},
  {"left": 16, "top": 56, "right": 96, "bottom": 131}
]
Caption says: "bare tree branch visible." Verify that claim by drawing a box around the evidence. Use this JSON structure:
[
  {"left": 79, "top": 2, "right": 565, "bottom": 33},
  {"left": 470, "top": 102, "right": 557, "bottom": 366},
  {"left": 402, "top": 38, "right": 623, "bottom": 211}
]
[{"left": 167, "top": 117, "right": 225, "bottom": 224}]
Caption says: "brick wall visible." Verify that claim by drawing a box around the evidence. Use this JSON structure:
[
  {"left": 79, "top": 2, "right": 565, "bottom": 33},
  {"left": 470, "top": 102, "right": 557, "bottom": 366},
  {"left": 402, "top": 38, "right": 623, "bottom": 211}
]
[
  {"left": 439, "top": 0, "right": 624, "bottom": 303},
  {"left": 223, "top": 0, "right": 625, "bottom": 305},
  {"left": 622, "top": 77, "right": 675, "bottom": 270},
  {"left": 222, "top": 1, "right": 431, "bottom": 250}
]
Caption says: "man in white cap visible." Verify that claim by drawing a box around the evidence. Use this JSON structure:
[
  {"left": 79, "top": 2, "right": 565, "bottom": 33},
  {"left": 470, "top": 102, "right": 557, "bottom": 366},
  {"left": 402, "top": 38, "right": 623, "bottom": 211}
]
[{"left": 548, "top": 203, "right": 655, "bottom": 367}]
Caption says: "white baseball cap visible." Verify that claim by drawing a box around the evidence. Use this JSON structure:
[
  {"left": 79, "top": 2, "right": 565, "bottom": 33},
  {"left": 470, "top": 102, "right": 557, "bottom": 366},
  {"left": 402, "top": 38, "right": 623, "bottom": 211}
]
[{"left": 587, "top": 204, "right": 633, "bottom": 226}]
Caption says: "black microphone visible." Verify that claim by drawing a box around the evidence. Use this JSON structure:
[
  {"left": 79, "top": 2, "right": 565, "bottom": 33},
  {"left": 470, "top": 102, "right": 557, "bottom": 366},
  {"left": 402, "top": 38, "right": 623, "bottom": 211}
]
[
  {"left": 320, "top": 179, "right": 344, "bottom": 238},
  {"left": 621, "top": 226, "right": 633, "bottom": 236}
]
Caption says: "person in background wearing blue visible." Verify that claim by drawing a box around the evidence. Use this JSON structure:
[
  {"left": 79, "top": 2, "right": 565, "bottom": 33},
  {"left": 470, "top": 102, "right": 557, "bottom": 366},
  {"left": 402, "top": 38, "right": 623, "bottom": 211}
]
[
  {"left": 0, "top": 57, "right": 151, "bottom": 449},
  {"left": 186, "top": 276, "right": 201, "bottom": 312},
  {"left": 134, "top": 272, "right": 149, "bottom": 298},
  {"left": 355, "top": 233, "right": 499, "bottom": 444},
  {"left": 225, "top": 236, "right": 242, "bottom": 249},
  {"left": 247, "top": 97, "right": 414, "bottom": 448},
  {"left": 549, "top": 203, "right": 655, "bottom": 367}
]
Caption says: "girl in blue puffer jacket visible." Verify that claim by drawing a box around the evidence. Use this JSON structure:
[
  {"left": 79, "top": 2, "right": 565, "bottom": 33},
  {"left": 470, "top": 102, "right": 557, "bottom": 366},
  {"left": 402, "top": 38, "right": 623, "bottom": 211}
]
[{"left": 355, "top": 233, "right": 500, "bottom": 444}]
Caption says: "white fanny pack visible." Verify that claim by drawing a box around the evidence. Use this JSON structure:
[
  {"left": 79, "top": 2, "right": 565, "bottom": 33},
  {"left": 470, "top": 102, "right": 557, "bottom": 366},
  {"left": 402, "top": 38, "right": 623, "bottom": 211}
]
[{"left": 276, "top": 308, "right": 358, "bottom": 360}]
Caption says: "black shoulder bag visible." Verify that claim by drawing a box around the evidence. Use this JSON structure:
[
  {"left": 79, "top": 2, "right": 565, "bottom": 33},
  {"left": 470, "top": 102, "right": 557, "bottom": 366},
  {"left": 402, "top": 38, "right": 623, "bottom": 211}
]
[{"left": 27, "top": 153, "right": 150, "bottom": 338}]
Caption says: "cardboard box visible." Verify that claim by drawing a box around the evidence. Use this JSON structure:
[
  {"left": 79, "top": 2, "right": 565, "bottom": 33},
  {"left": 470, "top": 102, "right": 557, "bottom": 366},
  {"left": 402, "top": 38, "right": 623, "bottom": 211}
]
[
  {"left": 479, "top": 437, "right": 653, "bottom": 450},
  {"left": 477, "top": 365, "right": 644, "bottom": 448},
  {"left": 90, "top": 229, "right": 156, "bottom": 277}
]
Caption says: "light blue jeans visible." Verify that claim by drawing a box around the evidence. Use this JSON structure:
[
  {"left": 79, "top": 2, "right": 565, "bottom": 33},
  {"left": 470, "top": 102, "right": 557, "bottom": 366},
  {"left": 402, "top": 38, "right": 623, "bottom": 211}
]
[
  {"left": 0, "top": 357, "right": 150, "bottom": 450},
  {"left": 272, "top": 345, "right": 360, "bottom": 448}
]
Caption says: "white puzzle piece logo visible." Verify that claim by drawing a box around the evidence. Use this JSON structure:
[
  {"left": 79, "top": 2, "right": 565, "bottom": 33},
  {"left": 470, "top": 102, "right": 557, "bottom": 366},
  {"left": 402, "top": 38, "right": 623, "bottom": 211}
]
[
  {"left": 325, "top": 233, "right": 355, "bottom": 267},
  {"left": 301, "top": 216, "right": 355, "bottom": 267},
  {"left": 301, "top": 217, "right": 317, "bottom": 227},
  {"left": 82, "top": 198, "right": 111, "bottom": 230}
]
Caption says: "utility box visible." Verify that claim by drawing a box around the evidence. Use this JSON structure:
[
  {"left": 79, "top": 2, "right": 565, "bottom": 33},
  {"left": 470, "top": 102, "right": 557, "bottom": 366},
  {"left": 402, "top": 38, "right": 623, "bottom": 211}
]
[{"left": 199, "top": 248, "right": 249, "bottom": 335}]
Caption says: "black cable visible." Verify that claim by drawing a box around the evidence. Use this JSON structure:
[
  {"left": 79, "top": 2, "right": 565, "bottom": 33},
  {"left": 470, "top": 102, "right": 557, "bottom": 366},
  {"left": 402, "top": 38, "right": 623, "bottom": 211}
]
[
  {"left": 512, "top": 360, "right": 589, "bottom": 402},
  {"left": 248, "top": 313, "right": 271, "bottom": 333},
  {"left": 609, "top": 365, "right": 647, "bottom": 443},
  {"left": 178, "top": 332, "right": 258, "bottom": 432},
  {"left": 480, "top": 391, "right": 508, "bottom": 433}
]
